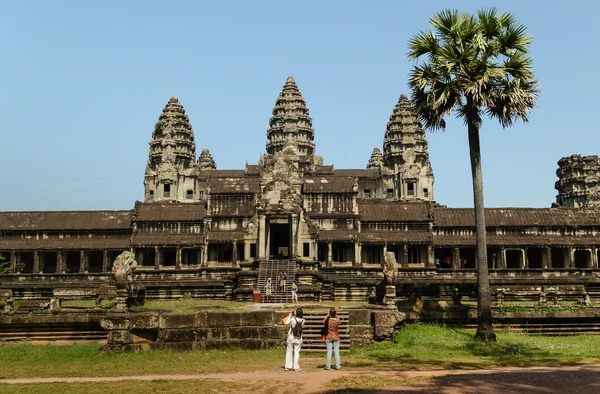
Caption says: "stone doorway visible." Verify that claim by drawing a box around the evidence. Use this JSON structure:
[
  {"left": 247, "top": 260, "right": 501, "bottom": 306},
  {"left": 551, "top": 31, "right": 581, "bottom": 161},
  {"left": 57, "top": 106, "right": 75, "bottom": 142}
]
[{"left": 269, "top": 223, "right": 290, "bottom": 259}]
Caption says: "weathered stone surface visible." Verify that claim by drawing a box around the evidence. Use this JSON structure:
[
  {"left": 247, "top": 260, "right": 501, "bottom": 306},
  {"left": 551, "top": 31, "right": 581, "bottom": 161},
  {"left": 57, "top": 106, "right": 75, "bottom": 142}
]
[
  {"left": 158, "top": 329, "right": 197, "bottom": 342},
  {"left": 349, "top": 325, "right": 374, "bottom": 346},
  {"left": 348, "top": 309, "right": 371, "bottom": 325},
  {"left": 240, "top": 310, "right": 275, "bottom": 326},
  {"left": 107, "top": 329, "right": 132, "bottom": 344},
  {"left": 205, "top": 311, "right": 242, "bottom": 327},
  {"left": 556, "top": 154, "right": 600, "bottom": 208},
  {"left": 101, "top": 316, "right": 130, "bottom": 331},
  {"left": 373, "top": 310, "right": 405, "bottom": 341},
  {"left": 159, "top": 313, "right": 198, "bottom": 329},
  {"left": 129, "top": 313, "right": 159, "bottom": 330}
]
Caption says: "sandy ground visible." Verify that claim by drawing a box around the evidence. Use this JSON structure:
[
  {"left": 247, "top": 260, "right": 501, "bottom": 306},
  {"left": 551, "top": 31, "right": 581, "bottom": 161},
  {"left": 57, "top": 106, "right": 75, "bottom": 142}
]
[{"left": 1, "top": 365, "right": 600, "bottom": 393}]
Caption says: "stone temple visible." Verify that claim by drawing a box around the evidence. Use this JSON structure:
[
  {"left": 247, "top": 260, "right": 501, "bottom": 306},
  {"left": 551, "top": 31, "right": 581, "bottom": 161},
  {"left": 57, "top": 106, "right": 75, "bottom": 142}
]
[{"left": 2, "top": 76, "right": 600, "bottom": 304}]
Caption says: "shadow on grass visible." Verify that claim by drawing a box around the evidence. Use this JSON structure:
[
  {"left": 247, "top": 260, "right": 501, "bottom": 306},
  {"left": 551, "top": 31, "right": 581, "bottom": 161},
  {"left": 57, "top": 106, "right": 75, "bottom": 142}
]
[{"left": 322, "top": 366, "right": 600, "bottom": 393}]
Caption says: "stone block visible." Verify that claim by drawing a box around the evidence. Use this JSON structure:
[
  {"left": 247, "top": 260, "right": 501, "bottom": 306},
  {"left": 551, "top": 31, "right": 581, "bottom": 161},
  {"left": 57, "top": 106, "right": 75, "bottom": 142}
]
[
  {"left": 240, "top": 310, "right": 275, "bottom": 326},
  {"left": 349, "top": 325, "right": 373, "bottom": 346},
  {"left": 149, "top": 342, "right": 195, "bottom": 352},
  {"left": 206, "top": 311, "right": 242, "bottom": 327},
  {"left": 122, "top": 343, "right": 150, "bottom": 352},
  {"left": 348, "top": 309, "right": 371, "bottom": 325},
  {"left": 159, "top": 313, "right": 198, "bottom": 329},
  {"left": 158, "top": 329, "right": 197, "bottom": 342},
  {"left": 256, "top": 326, "right": 282, "bottom": 340},
  {"left": 373, "top": 310, "right": 405, "bottom": 341},
  {"left": 227, "top": 326, "right": 260, "bottom": 340},
  {"left": 99, "top": 343, "right": 124, "bottom": 353},
  {"left": 101, "top": 317, "right": 130, "bottom": 331},
  {"left": 129, "top": 313, "right": 159, "bottom": 330},
  {"left": 196, "top": 328, "right": 211, "bottom": 340},
  {"left": 107, "top": 329, "right": 133, "bottom": 344}
]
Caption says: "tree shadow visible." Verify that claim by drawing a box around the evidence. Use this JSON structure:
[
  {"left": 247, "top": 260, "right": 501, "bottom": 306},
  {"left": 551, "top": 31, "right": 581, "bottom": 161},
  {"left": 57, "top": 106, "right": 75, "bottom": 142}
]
[{"left": 322, "top": 366, "right": 600, "bottom": 393}]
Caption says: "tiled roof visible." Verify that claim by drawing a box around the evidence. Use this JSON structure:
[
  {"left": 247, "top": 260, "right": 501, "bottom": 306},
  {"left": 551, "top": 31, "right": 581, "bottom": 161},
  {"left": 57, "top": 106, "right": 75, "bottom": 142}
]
[
  {"left": 303, "top": 176, "right": 357, "bottom": 193},
  {"left": 209, "top": 177, "right": 260, "bottom": 194},
  {"left": 434, "top": 208, "right": 600, "bottom": 227},
  {"left": 0, "top": 211, "right": 132, "bottom": 230},
  {"left": 358, "top": 201, "right": 431, "bottom": 221}
]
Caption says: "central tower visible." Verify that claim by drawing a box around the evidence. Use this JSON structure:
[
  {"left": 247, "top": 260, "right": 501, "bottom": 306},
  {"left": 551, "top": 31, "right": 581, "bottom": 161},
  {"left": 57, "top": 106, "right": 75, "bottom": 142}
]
[{"left": 266, "top": 77, "right": 321, "bottom": 172}]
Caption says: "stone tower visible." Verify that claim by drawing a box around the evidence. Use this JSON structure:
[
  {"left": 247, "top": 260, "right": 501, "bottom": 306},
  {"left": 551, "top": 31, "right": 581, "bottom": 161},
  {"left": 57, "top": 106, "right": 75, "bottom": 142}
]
[
  {"left": 383, "top": 94, "right": 434, "bottom": 201},
  {"left": 197, "top": 148, "right": 217, "bottom": 171},
  {"left": 144, "top": 96, "right": 198, "bottom": 202},
  {"left": 556, "top": 154, "right": 600, "bottom": 208},
  {"left": 266, "top": 77, "right": 321, "bottom": 171},
  {"left": 367, "top": 148, "right": 384, "bottom": 171}
]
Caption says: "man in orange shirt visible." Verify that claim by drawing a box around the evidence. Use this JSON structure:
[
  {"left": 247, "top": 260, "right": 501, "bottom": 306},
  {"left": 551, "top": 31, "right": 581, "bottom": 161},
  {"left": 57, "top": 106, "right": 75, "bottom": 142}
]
[{"left": 323, "top": 308, "right": 341, "bottom": 370}]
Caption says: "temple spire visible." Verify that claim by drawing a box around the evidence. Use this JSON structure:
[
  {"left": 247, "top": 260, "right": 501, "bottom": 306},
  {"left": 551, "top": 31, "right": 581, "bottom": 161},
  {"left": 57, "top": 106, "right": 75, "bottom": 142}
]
[
  {"left": 198, "top": 148, "right": 217, "bottom": 170},
  {"left": 383, "top": 94, "right": 434, "bottom": 201},
  {"left": 367, "top": 148, "right": 384, "bottom": 170},
  {"left": 266, "top": 76, "right": 315, "bottom": 159},
  {"left": 148, "top": 96, "right": 196, "bottom": 172}
]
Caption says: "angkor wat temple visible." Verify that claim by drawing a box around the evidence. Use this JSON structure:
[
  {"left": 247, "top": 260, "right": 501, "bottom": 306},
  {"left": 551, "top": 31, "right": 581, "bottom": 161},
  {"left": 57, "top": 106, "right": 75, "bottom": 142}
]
[{"left": 2, "top": 77, "right": 600, "bottom": 304}]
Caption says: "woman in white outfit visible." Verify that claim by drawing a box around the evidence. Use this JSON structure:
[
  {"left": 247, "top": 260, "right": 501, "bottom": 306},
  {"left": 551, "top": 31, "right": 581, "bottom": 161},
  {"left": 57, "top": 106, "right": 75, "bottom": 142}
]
[{"left": 284, "top": 307, "right": 305, "bottom": 371}]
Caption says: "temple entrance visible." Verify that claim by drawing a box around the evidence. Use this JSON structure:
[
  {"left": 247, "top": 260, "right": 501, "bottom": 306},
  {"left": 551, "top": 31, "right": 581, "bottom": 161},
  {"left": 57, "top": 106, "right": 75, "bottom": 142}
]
[{"left": 269, "top": 223, "right": 290, "bottom": 259}]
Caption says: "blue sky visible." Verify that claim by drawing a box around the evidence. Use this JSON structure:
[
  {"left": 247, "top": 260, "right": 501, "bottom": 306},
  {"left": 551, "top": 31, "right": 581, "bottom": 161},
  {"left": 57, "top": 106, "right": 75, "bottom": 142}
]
[{"left": 0, "top": 0, "right": 596, "bottom": 211}]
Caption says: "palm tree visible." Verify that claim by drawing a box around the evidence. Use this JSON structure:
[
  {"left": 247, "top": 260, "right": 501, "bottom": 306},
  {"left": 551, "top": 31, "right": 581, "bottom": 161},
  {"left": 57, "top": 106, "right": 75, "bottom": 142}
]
[{"left": 408, "top": 8, "right": 539, "bottom": 341}]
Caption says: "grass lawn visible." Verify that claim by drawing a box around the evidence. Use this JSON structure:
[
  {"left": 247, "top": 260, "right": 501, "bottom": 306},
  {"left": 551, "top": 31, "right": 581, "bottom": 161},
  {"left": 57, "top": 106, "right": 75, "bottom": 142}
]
[
  {"left": 1, "top": 323, "right": 599, "bottom": 382},
  {"left": 1, "top": 379, "right": 280, "bottom": 394}
]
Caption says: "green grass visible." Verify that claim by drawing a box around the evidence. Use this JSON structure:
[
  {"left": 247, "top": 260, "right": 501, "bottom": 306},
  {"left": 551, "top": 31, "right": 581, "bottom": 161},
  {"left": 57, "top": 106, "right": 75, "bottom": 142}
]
[
  {"left": 347, "top": 323, "right": 600, "bottom": 370},
  {"left": 1, "top": 379, "right": 281, "bottom": 394},
  {"left": 1, "top": 323, "right": 599, "bottom": 381}
]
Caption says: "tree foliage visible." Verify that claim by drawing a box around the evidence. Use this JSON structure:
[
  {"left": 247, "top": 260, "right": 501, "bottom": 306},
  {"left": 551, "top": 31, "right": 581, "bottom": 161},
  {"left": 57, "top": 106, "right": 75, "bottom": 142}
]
[{"left": 408, "top": 8, "right": 538, "bottom": 341}]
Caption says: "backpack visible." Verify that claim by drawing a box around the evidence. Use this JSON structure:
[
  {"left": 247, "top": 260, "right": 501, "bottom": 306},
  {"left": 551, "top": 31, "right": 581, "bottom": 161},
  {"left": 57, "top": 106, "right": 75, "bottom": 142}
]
[{"left": 291, "top": 317, "right": 303, "bottom": 338}]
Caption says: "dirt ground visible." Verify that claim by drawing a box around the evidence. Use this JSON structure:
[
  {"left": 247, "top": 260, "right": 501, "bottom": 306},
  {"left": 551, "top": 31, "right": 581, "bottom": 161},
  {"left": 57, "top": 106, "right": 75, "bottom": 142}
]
[{"left": 1, "top": 365, "right": 599, "bottom": 393}]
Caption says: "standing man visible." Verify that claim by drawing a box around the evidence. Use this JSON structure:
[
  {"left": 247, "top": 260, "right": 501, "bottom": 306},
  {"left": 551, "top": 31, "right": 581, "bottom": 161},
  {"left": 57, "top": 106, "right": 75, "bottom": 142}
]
[{"left": 323, "top": 309, "right": 341, "bottom": 370}]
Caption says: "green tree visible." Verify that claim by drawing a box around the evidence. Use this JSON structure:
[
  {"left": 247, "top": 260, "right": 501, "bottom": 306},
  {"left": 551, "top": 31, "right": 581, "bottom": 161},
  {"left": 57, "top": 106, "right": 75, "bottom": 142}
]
[
  {"left": 408, "top": 8, "right": 539, "bottom": 341},
  {"left": 0, "top": 254, "right": 24, "bottom": 275}
]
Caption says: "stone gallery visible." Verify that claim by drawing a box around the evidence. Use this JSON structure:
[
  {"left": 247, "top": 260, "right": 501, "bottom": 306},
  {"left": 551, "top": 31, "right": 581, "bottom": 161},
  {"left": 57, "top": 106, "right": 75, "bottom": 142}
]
[{"left": 2, "top": 77, "right": 600, "bottom": 305}]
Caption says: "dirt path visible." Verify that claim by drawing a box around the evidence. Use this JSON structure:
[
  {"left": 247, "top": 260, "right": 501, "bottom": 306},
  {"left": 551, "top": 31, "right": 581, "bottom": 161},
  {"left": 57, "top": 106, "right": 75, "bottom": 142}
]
[{"left": 2, "top": 365, "right": 600, "bottom": 393}]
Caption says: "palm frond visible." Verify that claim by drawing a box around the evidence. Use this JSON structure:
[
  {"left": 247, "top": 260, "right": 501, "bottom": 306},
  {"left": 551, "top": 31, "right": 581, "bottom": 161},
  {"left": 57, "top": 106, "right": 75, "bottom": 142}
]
[{"left": 408, "top": 30, "right": 438, "bottom": 59}]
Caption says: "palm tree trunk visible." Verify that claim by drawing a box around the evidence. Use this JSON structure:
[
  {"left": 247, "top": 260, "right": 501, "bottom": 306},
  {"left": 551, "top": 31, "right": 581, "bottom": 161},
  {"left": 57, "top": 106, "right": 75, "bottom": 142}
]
[{"left": 466, "top": 108, "right": 496, "bottom": 342}]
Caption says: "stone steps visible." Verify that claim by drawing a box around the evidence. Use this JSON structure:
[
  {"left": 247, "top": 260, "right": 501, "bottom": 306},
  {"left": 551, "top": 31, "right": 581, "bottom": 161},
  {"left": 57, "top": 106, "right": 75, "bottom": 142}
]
[
  {"left": 257, "top": 260, "right": 296, "bottom": 303},
  {"left": 299, "top": 312, "right": 350, "bottom": 352}
]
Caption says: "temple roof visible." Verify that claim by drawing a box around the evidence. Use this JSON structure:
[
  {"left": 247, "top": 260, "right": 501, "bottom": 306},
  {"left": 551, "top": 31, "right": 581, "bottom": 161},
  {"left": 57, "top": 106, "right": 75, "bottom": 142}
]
[
  {"left": 433, "top": 208, "right": 600, "bottom": 227},
  {"left": 303, "top": 176, "right": 357, "bottom": 193},
  {"left": 0, "top": 211, "right": 132, "bottom": 231},
  {"left": 383, "top": 94, "right": 430, "bottom": 164},
  {"left": 358, "top": 201, "right": 431, "bottom": 222}
]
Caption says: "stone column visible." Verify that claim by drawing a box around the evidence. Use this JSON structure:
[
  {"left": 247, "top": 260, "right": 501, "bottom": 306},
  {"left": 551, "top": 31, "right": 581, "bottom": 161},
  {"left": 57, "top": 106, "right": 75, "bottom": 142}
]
[
  {"left": 498, "top": 248, "right": 506, "bottom": 270},
  {"left": 452, "top": 248, "right": 461, "bottom": 270},
  {"left": 382, "top": 244, "right": 388, "bottom": 268},
  {"left": 354, "top": 242, "right": 362, "bottom": 267},
  {"left": 176, "top": 247, "right": 182, "bottom": 269},
  {"left": 79, "top": 251, "right": 86, "bottom": 273},
  {"left": 197, "top": 247, "right": 202, "bottom": 266},
  {"left": 592, "top": 247, "right": 598, "bottom": 269},
  {"left": 258, "top": 215, "right": 266, "bottom": 260},
  {"left": 202, "top": 243, "right": 209, "bottom": 266},
  {"left": 33, "top": 251, "right": 40, "bottom": 274},
  {"left": 232, "top": 242, "right": 238, "bottom": 266},
  {"left": 327, "top": 242, "right": 332, "bottom": 267},
  {"left": 403, "top": 244, "right": 409, "bottom": 268},
  {"left": 56, "top": 251, "right": 63, "bottom": 273},
  {"left": 523, "top": 248, "right": 529, "bottom": 269},
  {"left": 568, "top": 247, "right": 575, "bottom": 269},
  {"left": 10, "top": 251, "right": 16, "bottom": 273},
  {"left": 544, "top": 247, "right": 552, "bottom": 269},
  {"left": 154, "top": 247, "right": 160, "bottom": 271},
  {"left": 291, "top": 215, "right": 299, "bottom": 258},
  {"left": 102, "top": 251, "right": 109, "bottom": 272},
  {"left": 426, "top": 245, "right": 434, "bottom": 268},
  {"left": 244, "top": 241, "right": 250, "bottom": 262}
]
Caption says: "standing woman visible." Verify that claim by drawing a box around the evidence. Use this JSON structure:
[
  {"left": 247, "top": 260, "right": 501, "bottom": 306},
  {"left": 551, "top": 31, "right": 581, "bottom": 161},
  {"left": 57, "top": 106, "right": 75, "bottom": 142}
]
[
  {"left": 324, "top": 309, "right": 341, "bottom": 370},
  {"left": 285, "top": 308, "right": 305, "bottom": 371}
]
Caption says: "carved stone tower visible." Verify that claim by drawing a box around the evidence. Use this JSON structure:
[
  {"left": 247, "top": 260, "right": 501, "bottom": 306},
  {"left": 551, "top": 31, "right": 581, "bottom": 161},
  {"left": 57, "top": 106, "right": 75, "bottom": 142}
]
[
  {"left": 383, "top": 94, "right": 434, "bottom": 201},
  {"left": 198, "top": 148, "right": 217, "bottom": 171},
  {"left": 556, "top": 154, "right": 600, "bottom": 208},
  {"left": 266, "top": 77, "right": 321, "bottom": 172},
  {"left": 144, "top": 96, "right": 198, "bottom": 202},
  {"left": 367, "top": 148, "right": 384, "bottom": 171}
]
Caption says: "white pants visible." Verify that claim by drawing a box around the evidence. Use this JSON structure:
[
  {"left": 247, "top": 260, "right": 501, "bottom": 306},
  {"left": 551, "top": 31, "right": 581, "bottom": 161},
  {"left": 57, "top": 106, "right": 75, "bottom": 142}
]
[{"left": 285, "top": 341, "right": 301, "bottom": 370}]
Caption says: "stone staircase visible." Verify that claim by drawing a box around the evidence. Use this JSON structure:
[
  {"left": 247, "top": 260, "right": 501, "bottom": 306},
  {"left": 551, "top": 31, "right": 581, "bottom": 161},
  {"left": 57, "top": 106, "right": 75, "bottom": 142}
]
[
  {"left": 300, "top": 311, "right": 350, "bottom": 352},
  {"left": 257, "top": 260, "right": 296, "bottom": 303}
]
